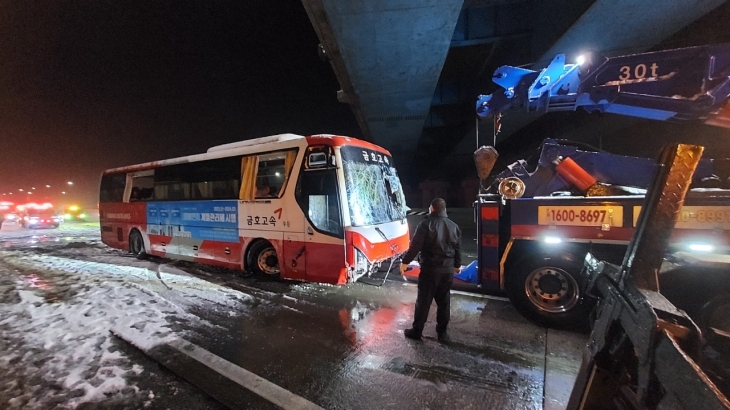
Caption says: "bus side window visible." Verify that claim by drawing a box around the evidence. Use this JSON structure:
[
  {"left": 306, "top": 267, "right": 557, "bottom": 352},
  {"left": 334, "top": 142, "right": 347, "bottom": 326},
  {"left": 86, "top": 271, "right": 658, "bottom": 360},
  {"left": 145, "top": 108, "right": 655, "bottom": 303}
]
[
  {"left": 151, "top": 156, "right": 242, "bottom": 201},
  {"left": 129, "top": 173, "right": 154, "bottom": 202},
  {"left": 100, "top": 173, "right": 126, "bottom": 203},
  {"left": 254, "top": 149, "right": 297, "bottom": 199},
  {"left": 296, "top": 169, "right": 343, "bottom": 237}
]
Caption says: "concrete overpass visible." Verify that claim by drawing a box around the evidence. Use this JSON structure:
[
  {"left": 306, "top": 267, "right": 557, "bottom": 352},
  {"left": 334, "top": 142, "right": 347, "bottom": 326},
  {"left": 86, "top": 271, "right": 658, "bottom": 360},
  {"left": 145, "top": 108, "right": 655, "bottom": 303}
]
[{"left": 301, "top": 0, "right": 730, "bottom": 204}]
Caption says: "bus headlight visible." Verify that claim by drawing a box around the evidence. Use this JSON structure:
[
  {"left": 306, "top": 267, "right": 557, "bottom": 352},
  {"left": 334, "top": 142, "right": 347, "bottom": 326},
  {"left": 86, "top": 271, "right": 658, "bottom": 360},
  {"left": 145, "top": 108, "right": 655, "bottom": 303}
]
[
  {"left": 544, "top": 236, "right": 562, "bottom": 244},
  {"left": 355, "top": 248, "right": 370, "bottom": 275}
]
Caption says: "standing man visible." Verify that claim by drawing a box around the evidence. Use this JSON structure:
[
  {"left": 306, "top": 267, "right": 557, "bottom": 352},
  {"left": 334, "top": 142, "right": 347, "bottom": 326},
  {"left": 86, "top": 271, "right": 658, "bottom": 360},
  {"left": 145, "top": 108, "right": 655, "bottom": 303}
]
[{"left": 400, "top": 198, "right": 462, "bottom": 342}]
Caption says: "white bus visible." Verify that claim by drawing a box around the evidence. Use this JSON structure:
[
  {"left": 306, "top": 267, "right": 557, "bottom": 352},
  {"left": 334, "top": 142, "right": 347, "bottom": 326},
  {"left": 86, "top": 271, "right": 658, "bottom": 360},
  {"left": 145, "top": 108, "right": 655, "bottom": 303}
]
[{"left": 99, "top": 134, "right": 410, "bottom": 284}]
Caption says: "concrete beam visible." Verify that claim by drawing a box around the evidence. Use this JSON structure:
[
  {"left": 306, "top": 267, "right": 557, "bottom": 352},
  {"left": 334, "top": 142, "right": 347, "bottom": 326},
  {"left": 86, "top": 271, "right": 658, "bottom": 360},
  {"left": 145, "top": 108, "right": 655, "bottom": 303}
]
[
  {"left": 301, "top": 0, "right": 464, "bottom": 155},
  {"left": 538, "top": 0, "right": 728, "bottom": 64}
]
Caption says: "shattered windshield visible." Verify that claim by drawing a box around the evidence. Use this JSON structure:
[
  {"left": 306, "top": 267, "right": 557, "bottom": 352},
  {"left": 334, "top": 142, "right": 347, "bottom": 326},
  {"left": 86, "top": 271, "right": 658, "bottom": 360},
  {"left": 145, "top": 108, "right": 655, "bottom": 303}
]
[{"left": 340, "top": 146, "right": 407, "bottom": 226}]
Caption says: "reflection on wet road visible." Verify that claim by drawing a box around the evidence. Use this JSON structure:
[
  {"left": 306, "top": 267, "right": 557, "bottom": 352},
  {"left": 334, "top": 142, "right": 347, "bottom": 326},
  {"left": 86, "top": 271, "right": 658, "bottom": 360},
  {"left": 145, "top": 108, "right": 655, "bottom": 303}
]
[
  {"left": 158, "top": 267, "right": 584, "bottom": 409},
  {"left": 0, "top": 221, "right": 585, "bottom": 409}
]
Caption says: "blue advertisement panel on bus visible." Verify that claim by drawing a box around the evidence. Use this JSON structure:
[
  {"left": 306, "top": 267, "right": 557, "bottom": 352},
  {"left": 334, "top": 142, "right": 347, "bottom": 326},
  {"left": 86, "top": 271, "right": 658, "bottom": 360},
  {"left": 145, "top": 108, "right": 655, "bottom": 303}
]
[{"left": 146, "top": 201, "right": 239, "bottom": 242}]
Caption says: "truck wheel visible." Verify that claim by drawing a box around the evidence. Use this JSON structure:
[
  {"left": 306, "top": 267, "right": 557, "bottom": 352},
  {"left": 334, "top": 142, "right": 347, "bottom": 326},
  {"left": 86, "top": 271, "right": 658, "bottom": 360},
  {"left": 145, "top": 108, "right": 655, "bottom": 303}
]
[
  {"left": 507, "top": 255, "right": 591, "bottom": 329},
  {"left": 247, "top": 240, "right": 280, "bottom": 278},
  {"left": 129, "top": 230, "right": 148, "bottom": 260},
  {"left": 700, "top": 293, "right": 730, "bottom": 340}
]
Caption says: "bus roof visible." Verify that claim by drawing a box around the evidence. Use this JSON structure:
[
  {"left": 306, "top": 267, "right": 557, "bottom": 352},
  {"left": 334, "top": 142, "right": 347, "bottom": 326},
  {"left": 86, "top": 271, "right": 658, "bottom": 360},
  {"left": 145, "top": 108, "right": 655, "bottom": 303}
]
[
  {"left": 306, "top": 134, "right": 393, "bottom": 156},
  {"left": 206, "top": 133, "right": 304, "bottom": 153},
  {"left": 102, "top": 133, "right": 393, "bottom": 175}
]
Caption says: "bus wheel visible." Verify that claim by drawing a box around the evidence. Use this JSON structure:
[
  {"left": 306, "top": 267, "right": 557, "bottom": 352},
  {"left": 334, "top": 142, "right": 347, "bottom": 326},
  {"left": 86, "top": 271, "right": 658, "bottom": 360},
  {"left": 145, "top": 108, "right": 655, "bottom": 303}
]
[
  {"left": 129, "top": 230, "right": 148, "bottom": 260},
  {"left": 248, "top": 240, "right": 280, "bottom": 278},
  {"left": 507, "top": 255, "right": 591, "bottom": 329}
]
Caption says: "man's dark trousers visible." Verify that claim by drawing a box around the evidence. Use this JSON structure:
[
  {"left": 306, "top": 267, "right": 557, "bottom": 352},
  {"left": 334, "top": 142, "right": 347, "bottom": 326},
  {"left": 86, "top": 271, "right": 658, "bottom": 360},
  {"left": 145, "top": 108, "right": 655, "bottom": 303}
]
[{"left": 412, "top": 269, "right": 453, "bottom": 334}]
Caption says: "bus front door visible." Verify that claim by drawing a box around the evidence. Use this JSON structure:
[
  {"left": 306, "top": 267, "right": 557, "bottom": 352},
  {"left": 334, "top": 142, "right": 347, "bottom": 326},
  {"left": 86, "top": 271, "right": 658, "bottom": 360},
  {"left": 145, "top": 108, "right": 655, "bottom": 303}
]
[{"left": 296, "top": 169, "right": 347, "bottom": 284}]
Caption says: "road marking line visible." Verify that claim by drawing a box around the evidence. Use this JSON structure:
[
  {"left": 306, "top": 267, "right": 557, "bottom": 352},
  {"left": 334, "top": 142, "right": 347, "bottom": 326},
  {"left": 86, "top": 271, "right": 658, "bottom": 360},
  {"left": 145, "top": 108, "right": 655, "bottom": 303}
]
[{"left": 166, "top": 338, "right": 324, "bottom": 410}]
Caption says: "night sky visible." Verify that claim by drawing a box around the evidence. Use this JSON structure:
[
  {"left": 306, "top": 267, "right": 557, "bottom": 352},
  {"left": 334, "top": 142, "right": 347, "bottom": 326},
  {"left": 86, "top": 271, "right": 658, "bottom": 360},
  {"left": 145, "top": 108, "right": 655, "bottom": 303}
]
[
  {"left": 4, "top": 2, "right": 730, "bottom": 208},
  {"left": 0, "top": 1, "right": 361, "bottom": 205}
]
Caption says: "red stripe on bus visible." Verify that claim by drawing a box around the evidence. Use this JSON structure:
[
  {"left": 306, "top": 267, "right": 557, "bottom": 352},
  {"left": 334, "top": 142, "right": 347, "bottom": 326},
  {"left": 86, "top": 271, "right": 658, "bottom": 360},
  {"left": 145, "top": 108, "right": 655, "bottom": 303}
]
[
  {"left": 302, "top": 241, "right": 348, "bottom": 284},
  {"left": 196, "top": 240, "right": 245, "bottom": 270},
  {"left": 348, "top": 230, "right": 410, "bottom": 263},
  {"left": 306, "top": 135, "right": 393, "bottom": 156}
]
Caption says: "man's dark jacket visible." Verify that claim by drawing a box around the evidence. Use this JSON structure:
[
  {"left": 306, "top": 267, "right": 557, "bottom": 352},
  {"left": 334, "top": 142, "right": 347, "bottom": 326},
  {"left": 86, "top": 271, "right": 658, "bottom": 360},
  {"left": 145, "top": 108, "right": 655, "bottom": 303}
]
[{"left": 402, "top": 210, "right": 461, "bottom": 273}]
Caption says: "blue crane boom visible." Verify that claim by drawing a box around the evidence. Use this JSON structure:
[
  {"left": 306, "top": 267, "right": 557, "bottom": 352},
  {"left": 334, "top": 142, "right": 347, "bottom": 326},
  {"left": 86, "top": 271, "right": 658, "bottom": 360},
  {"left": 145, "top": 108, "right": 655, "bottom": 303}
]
[{"left": 476, "top": 44, "right": 730, "bottom": 129}]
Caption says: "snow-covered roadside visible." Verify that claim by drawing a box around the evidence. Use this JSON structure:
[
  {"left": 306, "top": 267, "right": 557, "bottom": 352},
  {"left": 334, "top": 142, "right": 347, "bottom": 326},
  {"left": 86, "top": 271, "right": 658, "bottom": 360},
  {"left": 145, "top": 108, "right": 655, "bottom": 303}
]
[{"left": 0, "top": 251, "right": 252, "bottom": 409}]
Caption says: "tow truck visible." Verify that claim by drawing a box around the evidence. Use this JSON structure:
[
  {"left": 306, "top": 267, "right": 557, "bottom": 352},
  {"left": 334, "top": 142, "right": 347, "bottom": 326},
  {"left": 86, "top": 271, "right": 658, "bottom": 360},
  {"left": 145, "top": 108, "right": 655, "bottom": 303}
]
[
  {"left": 466, "top": 43, "right": 730, "bottom": 407},
  {"left": 406, "top": 44, "right": 730, "bottom": 330}
]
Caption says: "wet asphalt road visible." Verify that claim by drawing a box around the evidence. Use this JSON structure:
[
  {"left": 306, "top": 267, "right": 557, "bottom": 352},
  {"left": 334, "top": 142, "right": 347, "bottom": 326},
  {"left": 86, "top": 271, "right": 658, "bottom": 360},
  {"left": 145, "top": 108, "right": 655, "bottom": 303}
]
[{"left": 0, "top": 217, "right": 586, "bottom": 409}]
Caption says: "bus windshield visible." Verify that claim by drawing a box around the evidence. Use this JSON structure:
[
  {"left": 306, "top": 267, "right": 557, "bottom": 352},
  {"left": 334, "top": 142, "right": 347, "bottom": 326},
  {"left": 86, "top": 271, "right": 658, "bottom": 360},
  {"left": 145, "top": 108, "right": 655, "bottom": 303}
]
[{"left": 340, "top": 146, "right": 407, "bottom": 226}]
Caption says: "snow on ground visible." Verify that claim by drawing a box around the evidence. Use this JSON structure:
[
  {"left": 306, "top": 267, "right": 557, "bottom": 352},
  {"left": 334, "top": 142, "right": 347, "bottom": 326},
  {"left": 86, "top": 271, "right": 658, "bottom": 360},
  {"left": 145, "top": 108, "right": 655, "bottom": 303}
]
[{"left": 0, "top": 225, "right": 255, "bottom": 409}]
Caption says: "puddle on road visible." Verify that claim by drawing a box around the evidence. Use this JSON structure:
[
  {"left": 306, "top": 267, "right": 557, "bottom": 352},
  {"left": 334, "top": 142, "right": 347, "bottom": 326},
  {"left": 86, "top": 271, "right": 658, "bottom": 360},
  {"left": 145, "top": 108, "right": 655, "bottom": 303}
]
[
  {"left": 337, "top": 299, "right": 543, "bottom": 367},
  {"left": 329, "top": 299, "right": 548, "bottom": 407},
  {"left": 382, "top": 357, "right": 519, "bottom": 392}
]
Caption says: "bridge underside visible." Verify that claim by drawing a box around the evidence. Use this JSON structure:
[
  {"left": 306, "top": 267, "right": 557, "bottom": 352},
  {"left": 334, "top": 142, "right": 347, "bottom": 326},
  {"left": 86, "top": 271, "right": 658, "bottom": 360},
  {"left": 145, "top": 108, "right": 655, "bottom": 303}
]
[{"left": 302, "top": 0, "right": 730, "bottom": 195}]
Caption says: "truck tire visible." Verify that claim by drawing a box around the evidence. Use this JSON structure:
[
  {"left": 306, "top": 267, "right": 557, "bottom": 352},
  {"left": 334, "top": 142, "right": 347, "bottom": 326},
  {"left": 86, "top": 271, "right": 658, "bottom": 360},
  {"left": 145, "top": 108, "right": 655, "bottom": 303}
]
[
  {"left": 700, "top": 293, "right": 730, "bottom": 338},
  {"left": 129, "top": 230, "right": 148, "bottom": 260},
  {"left": 507, "top": 254, "right": 592, "bottom": 329}
]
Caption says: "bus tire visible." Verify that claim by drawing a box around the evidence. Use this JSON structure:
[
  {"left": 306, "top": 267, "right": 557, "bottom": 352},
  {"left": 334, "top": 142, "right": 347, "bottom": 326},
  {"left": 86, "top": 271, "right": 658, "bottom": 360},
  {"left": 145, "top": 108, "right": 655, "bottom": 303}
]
[
  {"left": 129, "top": 230, "right": 148, "bottom": 260},
  {"left": 247, "top": 240, "right": 280, "bottom": 278},
  {"left": 507, "top": 254, "right": 591, "bottom": 329}
]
